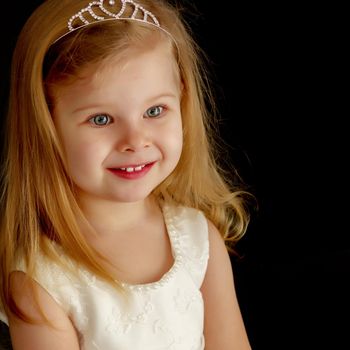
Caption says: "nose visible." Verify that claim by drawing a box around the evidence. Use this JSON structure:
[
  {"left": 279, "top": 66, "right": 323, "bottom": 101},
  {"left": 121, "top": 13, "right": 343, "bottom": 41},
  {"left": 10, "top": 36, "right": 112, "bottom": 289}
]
[{"left": 116, "top": 122, "right": 151, "bottom": 152}]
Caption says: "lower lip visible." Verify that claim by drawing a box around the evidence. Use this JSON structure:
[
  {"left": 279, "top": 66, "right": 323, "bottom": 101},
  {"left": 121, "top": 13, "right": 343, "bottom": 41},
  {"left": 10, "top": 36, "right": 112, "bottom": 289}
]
[{"left": 108, "top": 162, "right": 155, "bottom": 180}]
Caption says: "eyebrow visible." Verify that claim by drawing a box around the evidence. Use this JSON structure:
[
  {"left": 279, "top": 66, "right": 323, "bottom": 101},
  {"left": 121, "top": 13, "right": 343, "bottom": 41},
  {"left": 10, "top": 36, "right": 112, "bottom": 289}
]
[{"left": 72, "top": 93, "right": 178, "bottom": 114}]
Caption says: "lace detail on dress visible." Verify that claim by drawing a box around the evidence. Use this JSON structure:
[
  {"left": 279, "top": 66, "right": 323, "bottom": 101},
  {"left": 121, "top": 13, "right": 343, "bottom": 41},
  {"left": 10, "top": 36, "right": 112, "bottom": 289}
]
[
  {"left": 105, "top": 299, "right": 154, "bottom": 334},
  {"left": 173, "top": 288, "right": 202, "bottom": 314}
]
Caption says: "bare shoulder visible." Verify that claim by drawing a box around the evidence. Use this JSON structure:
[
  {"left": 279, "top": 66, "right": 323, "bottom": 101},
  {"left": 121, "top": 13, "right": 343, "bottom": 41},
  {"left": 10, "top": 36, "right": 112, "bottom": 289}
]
[
  {"left": 203, "top": 220, "right": 236, "bottom": 289},
  {"left": 206, "top": 220, "right": 230, "bottom": 263},
  {"left": 8, "top": 271, "right": 79, "bottom": 349},
  {"left": 201, "top": 220, "right": 252, "bottom": 350}
]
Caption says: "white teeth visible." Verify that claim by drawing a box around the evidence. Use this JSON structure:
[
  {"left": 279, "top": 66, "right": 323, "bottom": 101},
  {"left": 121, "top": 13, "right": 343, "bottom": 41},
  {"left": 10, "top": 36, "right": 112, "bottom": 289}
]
[{"left": 119, "top": 164, "right": 146, "bottom": 172}]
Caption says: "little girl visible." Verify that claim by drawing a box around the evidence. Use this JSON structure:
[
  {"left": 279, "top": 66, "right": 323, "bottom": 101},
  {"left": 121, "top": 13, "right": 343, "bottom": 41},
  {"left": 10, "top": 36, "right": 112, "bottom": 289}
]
[{"left": 0, "top": 0, "right": 252, "bottom": 349}]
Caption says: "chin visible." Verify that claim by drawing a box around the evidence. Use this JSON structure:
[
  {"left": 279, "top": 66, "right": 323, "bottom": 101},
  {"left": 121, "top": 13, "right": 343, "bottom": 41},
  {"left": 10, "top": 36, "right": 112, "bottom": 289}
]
[{"left": 105, "top": 190, "right": 154, "bottom": 204}]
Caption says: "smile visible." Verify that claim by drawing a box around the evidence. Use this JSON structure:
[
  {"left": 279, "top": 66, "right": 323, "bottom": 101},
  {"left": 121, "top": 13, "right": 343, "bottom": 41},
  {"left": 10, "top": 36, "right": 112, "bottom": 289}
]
[{"left": 108, "top": 162, "right": 155, "bottom": 180}]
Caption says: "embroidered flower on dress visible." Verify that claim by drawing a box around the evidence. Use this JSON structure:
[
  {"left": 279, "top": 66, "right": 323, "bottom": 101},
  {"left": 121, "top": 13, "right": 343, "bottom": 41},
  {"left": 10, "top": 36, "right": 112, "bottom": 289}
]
[
  {"left": 173, "top": 288, "right": 201, "bottom": 314},
  {"left": 105, "top": 301, "right": 154, "bottom": 334}
]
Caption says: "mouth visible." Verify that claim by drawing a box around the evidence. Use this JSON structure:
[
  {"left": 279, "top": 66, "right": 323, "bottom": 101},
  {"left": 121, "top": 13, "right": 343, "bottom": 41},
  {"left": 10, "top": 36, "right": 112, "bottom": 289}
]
[{"left": 108, "top": 162, "right": 156, "bottom": 179}]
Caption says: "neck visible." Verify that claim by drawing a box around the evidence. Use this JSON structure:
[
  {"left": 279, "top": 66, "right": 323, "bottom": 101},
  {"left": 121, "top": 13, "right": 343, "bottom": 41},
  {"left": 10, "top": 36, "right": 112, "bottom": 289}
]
[{"left": 77, "top": 193, "right": 160, "bottom": 236}]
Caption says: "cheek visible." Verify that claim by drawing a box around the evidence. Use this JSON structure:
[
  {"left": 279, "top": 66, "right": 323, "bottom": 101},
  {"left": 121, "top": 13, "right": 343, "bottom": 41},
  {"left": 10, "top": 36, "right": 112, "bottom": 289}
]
[
  {"left": 62, "top": 136, "right": 107, "bottom": 175},
  {"left": 166, "top": 120, "right": 183, "bottom": 160},
  {"left": 172, "top": 133, "right": 183, "bottom": 159}
]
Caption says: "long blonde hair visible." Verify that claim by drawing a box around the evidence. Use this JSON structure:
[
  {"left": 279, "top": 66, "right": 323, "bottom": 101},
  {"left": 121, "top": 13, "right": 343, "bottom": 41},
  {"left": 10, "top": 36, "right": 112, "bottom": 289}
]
[{"left": 0, "top": 0, "right": 251, "bottom": 319}]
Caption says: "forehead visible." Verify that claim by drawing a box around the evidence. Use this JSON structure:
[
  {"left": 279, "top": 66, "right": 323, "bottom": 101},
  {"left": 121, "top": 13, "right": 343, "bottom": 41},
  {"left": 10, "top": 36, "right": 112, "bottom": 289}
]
[
  {"left": 93, "top": 39, "right": 178, "bottom": 85},
  {"left": 54, "top": 39, "right": 180, "bottom": 105}
]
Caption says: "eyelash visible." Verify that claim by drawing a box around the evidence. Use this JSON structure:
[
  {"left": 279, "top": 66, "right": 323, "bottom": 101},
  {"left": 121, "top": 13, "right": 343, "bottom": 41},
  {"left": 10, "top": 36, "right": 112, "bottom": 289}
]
[{"left": 88, "top": 105, "right": 167, "bottom": 127}]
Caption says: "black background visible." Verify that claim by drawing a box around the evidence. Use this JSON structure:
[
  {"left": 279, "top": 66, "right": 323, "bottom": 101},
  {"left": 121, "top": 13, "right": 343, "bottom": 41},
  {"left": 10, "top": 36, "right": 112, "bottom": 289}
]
[{"left": 1, "top": 1, "right": 348, "bottom": 349}]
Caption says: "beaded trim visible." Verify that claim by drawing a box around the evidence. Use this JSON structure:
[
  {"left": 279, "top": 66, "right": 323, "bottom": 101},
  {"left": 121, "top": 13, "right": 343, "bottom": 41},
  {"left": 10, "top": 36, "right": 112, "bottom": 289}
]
[
  {"left": 54, "top": 0, "right": 163, "bottom": 44},
  {"left": 121, "top": 205, "right": 184, "bottom": 292}
]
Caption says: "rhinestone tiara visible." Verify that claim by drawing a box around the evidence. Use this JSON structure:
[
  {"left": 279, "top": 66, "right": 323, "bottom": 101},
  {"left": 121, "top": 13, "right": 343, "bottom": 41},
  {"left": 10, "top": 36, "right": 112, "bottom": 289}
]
[{"left": 54, "top": 0, "right": 163, "bottom": 43}]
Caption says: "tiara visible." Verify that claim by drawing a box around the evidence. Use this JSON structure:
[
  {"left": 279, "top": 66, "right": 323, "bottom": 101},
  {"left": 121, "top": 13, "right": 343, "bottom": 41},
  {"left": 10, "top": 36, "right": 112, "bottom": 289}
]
[{"left": 54, "top": 0, "right": 162, "bottom": 43}]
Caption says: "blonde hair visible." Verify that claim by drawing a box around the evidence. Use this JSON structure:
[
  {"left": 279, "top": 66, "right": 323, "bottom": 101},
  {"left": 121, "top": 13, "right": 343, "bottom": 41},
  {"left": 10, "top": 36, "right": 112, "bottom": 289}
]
[{"left": 0, "top": 0, "right": 251, "bottom": 319}]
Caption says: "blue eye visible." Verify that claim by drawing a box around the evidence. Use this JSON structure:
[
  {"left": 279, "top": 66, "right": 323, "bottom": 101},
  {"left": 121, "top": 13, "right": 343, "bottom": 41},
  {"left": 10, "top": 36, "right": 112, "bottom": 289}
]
[
  {"left": 144, "top": 106, "right": 164, "bottom": 118},
  {"left": 89, "top": 114, "right": 111, "bottom": 126}
]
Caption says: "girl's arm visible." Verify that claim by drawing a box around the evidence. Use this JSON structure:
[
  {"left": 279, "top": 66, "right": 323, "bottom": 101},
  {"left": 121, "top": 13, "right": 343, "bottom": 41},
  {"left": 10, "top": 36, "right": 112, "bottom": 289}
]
[
  {"left": 201, "top": 221, "right": 252, "bottom": 350},
  {"left": 8, "top": 271, "right": 80, "bottom": 350}
]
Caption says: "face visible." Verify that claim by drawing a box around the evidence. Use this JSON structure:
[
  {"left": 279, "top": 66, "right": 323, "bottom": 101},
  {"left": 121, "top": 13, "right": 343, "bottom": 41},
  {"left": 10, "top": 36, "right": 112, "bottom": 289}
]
[{"left": 52, "top": 41, "right": 183, "bottom": 204}]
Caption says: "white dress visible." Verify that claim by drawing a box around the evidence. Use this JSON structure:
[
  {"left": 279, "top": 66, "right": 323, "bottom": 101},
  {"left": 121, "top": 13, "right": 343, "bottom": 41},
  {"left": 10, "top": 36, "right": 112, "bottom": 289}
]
[{"left": 0, "top": 204, "right": 209, "bottom": 350}]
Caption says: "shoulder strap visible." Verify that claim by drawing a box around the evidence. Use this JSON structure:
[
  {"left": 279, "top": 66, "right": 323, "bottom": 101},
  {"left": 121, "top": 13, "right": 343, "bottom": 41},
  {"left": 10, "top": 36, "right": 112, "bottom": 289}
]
[{"left": 164, "top": 205, "right": 209, "bottom": 288}]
